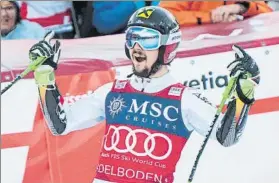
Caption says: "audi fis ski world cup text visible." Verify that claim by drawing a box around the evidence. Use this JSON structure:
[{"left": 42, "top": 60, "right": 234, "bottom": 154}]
[{"left": 97, "top": 164, "right": 165, "bottom": 182}]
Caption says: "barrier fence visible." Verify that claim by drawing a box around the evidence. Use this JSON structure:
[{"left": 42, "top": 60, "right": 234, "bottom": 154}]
[{"left": 1, "top": 12, "right": 279, "bottom": 183}]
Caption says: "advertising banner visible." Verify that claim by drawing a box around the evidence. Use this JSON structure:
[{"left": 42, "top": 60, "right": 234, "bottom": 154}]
[{"left": 1, "top": 68, "right": 115, "bottom": 183}]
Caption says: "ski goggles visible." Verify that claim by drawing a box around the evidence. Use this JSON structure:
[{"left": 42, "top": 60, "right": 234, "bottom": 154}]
[{"left": 125, "top": 26, "right": 182, "bottom": 51}]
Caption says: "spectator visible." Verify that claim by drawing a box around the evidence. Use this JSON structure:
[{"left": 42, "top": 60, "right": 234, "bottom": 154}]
[
  {"left": 1, "top": 1, "right": 45, "bottom": 40},
  {"left": 18, "top": 1, "right": 75, "bottom": 39},
  {"left": 159, "top": 1, "right": 272, "bottom": 27},
  {"left": 91, "top": 1, "right": 160, "bottom": 36},
  {"left": 72, "top": 1, "right": 93, "bottom": 38}
]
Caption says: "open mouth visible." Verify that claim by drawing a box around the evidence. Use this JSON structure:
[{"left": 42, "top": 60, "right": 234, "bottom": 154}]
[
  {"left": 133, "top": 53, "right": 147, "bottom": 63},
  {"left": 135, "top": 56, "right": 146, "bottom": 63}
]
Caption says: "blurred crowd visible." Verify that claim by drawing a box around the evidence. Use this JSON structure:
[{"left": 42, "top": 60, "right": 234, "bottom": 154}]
[{"left": 1, "top": 1, "right": 277, "bottom": 40}]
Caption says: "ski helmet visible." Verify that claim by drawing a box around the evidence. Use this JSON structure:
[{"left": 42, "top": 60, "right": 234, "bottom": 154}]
[{"left": 125, "top": 6, "right": 182, "bottom": 66}]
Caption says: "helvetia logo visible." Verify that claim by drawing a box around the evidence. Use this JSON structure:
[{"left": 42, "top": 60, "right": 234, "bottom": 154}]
[{"left": 183, "top": 71, "right": 229, "bottom": 90}]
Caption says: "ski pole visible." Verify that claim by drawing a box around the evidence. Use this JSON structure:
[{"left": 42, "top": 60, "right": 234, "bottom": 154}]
[
  {"left": 188, "top": 76, "right": 238, "bottom": 183},
  {"left": 1, "top": 58, "right": 47, "bottom": 95}
]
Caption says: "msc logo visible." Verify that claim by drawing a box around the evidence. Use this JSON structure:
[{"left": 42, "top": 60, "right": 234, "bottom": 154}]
[
  {"left": 136, "top": 7, "right": 155, "bottom": 19},
  {"left": 128, "top": 99, "right": 179, "bottom": 121},
  {"left": 107, "top": 96, "right": 127, "bottom": 118}
]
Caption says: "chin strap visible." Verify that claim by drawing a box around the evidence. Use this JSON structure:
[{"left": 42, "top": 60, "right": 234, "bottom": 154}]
[
  {"left": 127, "top": 73, "right": 134, "bottom": 78},
  {"left": 147, "top": 62, "right": 162, "bottom": 78}
]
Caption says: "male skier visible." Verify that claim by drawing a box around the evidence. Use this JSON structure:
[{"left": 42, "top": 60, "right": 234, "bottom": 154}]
[{"left": 28, "top": 6, "right": 260, "bottom": 183}]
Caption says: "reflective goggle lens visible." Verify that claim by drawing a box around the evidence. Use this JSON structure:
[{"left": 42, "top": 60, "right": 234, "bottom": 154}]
[{"left": 126, "top": 27, "right": 161, "bottom": 50}]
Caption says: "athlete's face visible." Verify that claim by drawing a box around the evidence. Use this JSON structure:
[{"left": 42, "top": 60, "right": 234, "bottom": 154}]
[
  {"left": 1, "top": 1, "right": 17, "bottom": 36},
  {"left": 129, "top": 43, "right": 159, "bottom": 78}
]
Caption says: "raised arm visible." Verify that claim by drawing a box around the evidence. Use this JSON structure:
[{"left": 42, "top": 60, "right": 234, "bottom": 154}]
[
  {"left": 29, "top": 31, "right": 112, "bottom": 135},
  {"left": 182, "top": 45, "right": 260, "bottom": 147}
]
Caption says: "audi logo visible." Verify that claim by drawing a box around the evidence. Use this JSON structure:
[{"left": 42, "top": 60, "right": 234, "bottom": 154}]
[{"left": 103, "top": 126, "right": 172, "bottom": 160}]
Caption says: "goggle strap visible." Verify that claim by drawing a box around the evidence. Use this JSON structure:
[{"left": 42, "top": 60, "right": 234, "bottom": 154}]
[{"left": 165, "top": 31, "right": 182, "bottom": 45}]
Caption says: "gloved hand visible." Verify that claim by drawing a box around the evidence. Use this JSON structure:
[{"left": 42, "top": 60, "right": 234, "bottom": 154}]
[
  {"left": 29, "top": 31, "right": 61, "bottom": 86},
  {"left": 227, "top": 45, "right": 260, "bottom": 104}
]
